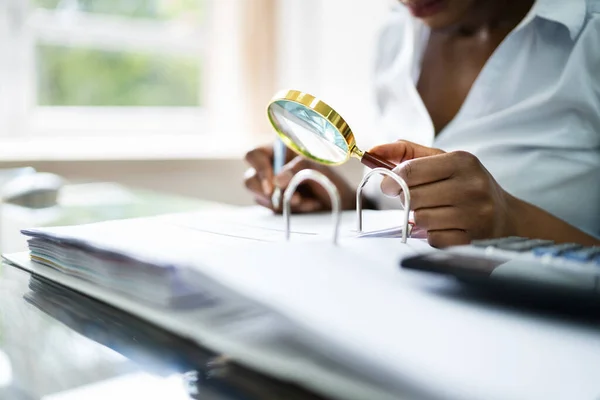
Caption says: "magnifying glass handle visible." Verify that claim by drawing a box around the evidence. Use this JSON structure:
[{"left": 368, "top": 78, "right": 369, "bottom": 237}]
[{"left": 361, "top": 151, "right": 396, "bottom": 170}]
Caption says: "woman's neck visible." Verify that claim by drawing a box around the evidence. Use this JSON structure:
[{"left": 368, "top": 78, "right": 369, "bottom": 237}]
[{"left": 441, "top": 0, "right": 535, "bottom": 36}]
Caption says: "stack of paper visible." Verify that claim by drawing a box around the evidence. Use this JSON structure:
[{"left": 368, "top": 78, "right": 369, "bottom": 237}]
[{"left": 19, "top": 208, "right": 414, "bottom": 307}]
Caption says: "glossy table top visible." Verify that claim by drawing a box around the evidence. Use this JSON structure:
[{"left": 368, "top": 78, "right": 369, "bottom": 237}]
[{"left": 0, "top": 183, "right": 324, "bottom": 400}]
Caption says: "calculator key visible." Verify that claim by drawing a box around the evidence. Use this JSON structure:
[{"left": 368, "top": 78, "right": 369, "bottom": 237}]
[
  {"left": 495, "top": 239, "right": 554, "bottom": 252},
  {"left": 561, "top": 247, "right": 600, "bottom": 262},
  {"left": 532, "top": 243, "right": 582, "bottom": 257},
  {"left": 471, "top": 237, "right": 527, "bottom": 248}
]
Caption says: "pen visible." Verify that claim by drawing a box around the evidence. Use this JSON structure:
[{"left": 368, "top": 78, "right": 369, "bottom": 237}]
[{"left": 271, "top": 138, "right": 286, "bottom": 209}]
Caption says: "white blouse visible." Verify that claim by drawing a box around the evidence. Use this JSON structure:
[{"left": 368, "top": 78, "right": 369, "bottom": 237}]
[{"left": 370, "top": 0, "right": 600, "bottom": 238}]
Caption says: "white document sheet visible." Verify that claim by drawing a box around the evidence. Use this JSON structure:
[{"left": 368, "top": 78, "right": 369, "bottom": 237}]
[
  {"left": 154, "top": 206, "right": 411, "bottom": 241},
  {"left": 18, "top": 208, "right": 414, "bottom": 306},
  {"left": 21, "top": 207, "right": 410, "bottom": 252}
]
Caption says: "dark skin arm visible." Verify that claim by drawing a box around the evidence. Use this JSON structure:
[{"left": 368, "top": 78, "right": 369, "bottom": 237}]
[
  {"left": 509, "top": 201, "right": 600, "bottom": 247},
  {"left": 370, "top": 141, "right": 600, "bottom": 248}
]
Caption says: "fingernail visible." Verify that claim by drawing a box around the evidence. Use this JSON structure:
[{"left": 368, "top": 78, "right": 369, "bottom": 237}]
[
  {"left": 382, "top": 187, "right": 398, "bottom": 198},
  {"left": 262, "top": 179, "right": 273, "bottom": 195}
]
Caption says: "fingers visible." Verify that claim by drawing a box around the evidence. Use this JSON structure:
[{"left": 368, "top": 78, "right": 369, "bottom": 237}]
[
  {"left": 273, "top": 156, "right": 310, "bottom": 189},
  {"left": 274, "top": 155, "right": 329, "bottom": 187},
  {"left": 273, "top": 155, "right": 356, "bottom": 213},
  {"left": 254, "top": 193, "right": 274, "bottom": 210},
  {"left": 244, "top": 145, "right": 280, "bottom": 212},
  {"left": 397, "top": 153, "right": 457, "bottom": 186},
  {"left": 245, "top": 149, "right": 353, "bottom": 214},
  {"left": 294, "top": 197, "right": 325, "bottom": 213},
  {"left": 413, "top": 207, "right": 467, "bottom": 231},
  {"left": 250, "top": 178, "right": 323, "bottom": 213},
  {"left": 273, "top": 193, "right": 325, "bottom": 214},
  {"left": 244, "top": 146, "right": 275, "bottom": 195},
  {"left": 427, "top": 230, "right": 471, "bottom": 248},
  {"left": 380, "top": 151, "right": 467, "bottom": 197},
  {"left": 402, "top": 180, "right": 463, "bottom": 209},
  {"left": 244, "top": 167, "right": 270, "bottom": 203},
  {"left": 280, "top": 156, "right": 359, "bottom": 210},
  {"left": 274, "top": 157, "right": 334, "bottom": 210},
  {"left": 368, "top": 140, "right": 444, "bottom": 165},
  {"left": 380, "top": 150, "right": 484, "bottom": 196},
  {"left": 246, "top": 156, "right": 325, "bottom": 213}
]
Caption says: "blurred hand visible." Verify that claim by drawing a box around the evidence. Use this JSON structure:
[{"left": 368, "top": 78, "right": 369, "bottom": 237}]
[
  {"left": 244, "top": 145, "right": 356, "bottom": 213},
  {"left": 369, "top": 140, "right": 517, "bottom": 248}
]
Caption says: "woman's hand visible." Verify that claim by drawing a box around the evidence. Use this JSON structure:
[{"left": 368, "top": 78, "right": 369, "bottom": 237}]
[
  {"left": 244, "top": 144, "right": 356, "bottom": 213},
  {"left": 369, "top": 141, "right": 518, "bottom": 248}
]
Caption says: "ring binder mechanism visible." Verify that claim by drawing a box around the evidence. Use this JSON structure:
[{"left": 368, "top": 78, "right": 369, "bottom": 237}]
[
  {"left": 357, "top": 168, "right": 412, "bottom": 244},
  {"left": 283, "top": 168, "right": 413, "bottom": 245},
  {"left": 283, "top": 169, "right": 342, "bottom": 245}
]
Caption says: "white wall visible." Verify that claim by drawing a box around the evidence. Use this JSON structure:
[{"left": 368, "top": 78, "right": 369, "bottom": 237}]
[{"left": 276, "top": 0, "right": 393, "bottom": 148}]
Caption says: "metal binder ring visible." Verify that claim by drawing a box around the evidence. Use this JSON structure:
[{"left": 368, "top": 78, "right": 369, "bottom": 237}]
[
  {"left": 356, "top": 168, "right": 411, "bottom": 243},
  {"left": 283, "top": 169, "right": 341, "bottom": 245}
]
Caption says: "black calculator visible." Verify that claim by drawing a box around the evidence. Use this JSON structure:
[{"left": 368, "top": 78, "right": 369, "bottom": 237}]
[{"left": 401, "top": 237, "right": 600, "bottom": 304}]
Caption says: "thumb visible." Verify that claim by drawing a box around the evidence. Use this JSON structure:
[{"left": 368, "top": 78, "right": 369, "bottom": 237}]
[{"left": 368, "top": 140, "right": 444, "bottom": 164}]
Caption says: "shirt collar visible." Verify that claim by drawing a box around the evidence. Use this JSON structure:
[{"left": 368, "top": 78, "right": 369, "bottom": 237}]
[{"left": 517, "top": 0, "right": 587, "bottom": 40}]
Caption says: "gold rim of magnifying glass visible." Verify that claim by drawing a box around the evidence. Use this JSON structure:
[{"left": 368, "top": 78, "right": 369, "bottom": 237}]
[{"left": 266, "top": 90, "right": 361, "bottom": 166}]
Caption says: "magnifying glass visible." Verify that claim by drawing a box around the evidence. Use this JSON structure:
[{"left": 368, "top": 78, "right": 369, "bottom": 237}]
[{"left": 266, "top": 90, "right": 396, "bottom": 170}]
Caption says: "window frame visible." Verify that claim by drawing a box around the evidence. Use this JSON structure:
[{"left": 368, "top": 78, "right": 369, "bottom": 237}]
[
  {"left": 1, "top": 0, "right": 214, "bottom": 139},
  {"left": 0, "top": 0, "right": 284, "bottom": 159}
]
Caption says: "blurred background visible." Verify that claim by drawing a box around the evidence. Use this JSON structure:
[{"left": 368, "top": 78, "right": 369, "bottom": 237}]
[{"left": 0, "top": 0, "right": 393, "bottom": 204}]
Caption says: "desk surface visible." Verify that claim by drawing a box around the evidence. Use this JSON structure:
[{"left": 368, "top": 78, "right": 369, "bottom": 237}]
[{"left": 0, "top": 183, "right": 323, "bottom": 400}]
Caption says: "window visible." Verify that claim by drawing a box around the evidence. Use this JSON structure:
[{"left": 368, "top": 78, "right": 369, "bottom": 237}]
[
  {"left": 1, "top": 0, "right": 216, "bottom": 138},
  {"left": 35, "top": 0, "right": 205, "bottom": 108},
  {"left": 1, "top": 0, "right": 280, "bottom": 150},
  {"left": 0, "top": 0, "right": 387, "bottom": 159}
]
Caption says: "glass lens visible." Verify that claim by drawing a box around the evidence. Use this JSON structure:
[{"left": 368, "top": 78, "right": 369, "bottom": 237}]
[{"left": 268, "top": 100, "right": 349, "bottom": 164}]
